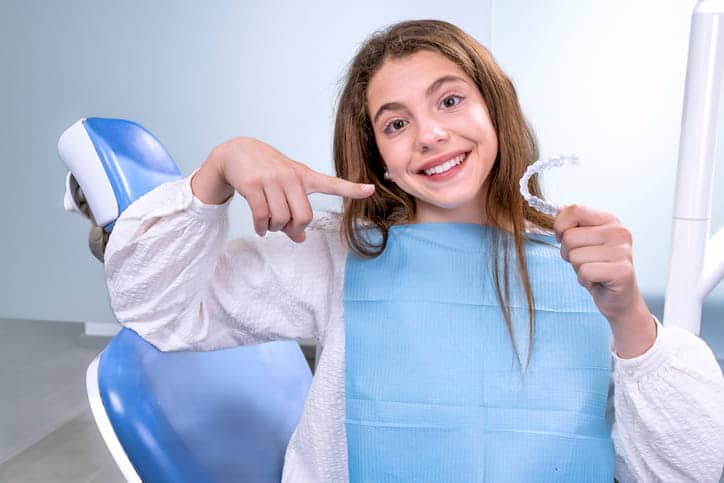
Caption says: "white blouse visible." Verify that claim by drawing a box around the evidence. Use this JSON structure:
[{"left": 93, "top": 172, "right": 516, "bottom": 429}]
[{"left": 104, "top": 174, "right": 724, "bottom": 483}]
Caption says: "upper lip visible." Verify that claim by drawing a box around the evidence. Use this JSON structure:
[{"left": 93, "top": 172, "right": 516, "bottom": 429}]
[{"left": 416, "top": 150, "right": 470, "bottom": 173}]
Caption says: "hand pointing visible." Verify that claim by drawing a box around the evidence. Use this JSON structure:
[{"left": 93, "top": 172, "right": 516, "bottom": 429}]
[{"left": 195, "top": 137, "right": 375, "bottom": 243}]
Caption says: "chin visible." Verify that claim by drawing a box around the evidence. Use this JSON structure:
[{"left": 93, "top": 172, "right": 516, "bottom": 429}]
[
  {"left": 422, "top": 198, "right": 478, "bottom": 213},
  {"left": 435, "top": 192, "right": 480, "bottom": 208}
]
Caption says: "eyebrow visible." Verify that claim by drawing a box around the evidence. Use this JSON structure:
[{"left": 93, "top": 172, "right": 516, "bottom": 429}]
[{"left": 372, "top": 75, "right": 468, "bottom": 125}]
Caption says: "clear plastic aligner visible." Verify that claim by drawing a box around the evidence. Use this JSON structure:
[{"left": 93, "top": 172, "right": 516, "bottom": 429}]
[{"left": 519, "top": 153, "right": 580, "bottom": 217}]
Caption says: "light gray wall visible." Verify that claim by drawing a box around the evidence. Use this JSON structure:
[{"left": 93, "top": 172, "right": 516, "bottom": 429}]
[
  {"left": 492, "top": 0, "right": 722, "bottom": 300},
  {"left": 0, "top": 1, "right": 492, "bottom": 324},
  {"left": 1, "top": 3, "right": 9, "bottom": 224}
]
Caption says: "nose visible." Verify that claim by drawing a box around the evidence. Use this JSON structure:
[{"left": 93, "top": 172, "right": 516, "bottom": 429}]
[{"left": 415, "top": 121, "right": 449, "bottom": 152}]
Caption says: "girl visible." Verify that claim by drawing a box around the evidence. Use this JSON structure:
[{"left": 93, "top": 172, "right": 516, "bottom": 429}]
[{"left": 105, "top": 20, "right": 724, "bottom": 482}]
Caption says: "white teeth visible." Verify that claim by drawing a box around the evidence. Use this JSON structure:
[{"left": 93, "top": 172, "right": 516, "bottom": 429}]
[{"left": 423, "top": 153, "right": 467, "bottom": 176}]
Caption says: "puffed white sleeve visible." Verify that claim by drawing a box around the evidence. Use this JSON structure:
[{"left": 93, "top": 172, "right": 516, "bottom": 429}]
[
  {"left": 103, "top": 171, "right": 345, "bottom": 352},
  {"left": 605, "top": 316, "right": 724, "bottom": 482}
]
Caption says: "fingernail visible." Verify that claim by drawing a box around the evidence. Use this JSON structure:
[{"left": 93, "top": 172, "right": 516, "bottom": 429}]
[{"left": 362, "top": 184, "right": 375, "bottom": 192}]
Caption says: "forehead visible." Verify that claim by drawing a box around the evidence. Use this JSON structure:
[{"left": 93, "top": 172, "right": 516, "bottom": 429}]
[{"left": 367, "top": 50, "right": 471, "bottom": 106}]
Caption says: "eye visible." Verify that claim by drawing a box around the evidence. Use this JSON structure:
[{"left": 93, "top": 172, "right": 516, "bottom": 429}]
[
  {"left": 383, "top": 118, "right": 407, "bottom": 134},
  {"left": 441, "top": 94, "right": 463, "bottom": 109}
]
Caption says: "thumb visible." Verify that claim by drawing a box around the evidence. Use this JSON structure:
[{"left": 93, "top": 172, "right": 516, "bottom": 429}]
[{"left": 304, "top": 170, "right": 376, "bottom": 199}]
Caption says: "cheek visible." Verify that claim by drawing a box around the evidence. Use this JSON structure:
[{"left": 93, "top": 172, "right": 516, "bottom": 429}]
[
  {"left": 372, "top": 134, "right": 390, "bottom": 166},
  {"left": 377, "top": 140, "right": 407, "bottom": 171},
  {"left": 464, "top": 106, "right": 492, "bottom": 133}
]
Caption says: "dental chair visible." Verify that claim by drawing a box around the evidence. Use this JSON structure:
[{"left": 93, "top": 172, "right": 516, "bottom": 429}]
[{"left": 58, "top": 118, "right": 313, "bottom": 483}]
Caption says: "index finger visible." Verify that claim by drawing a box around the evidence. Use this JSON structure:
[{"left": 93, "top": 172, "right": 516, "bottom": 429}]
[
  {"left": 303, "top": 169, "right": 375, "bottom": 199},
  {"left": 553, "top": 204, "right": 618, "bottom": 241}
]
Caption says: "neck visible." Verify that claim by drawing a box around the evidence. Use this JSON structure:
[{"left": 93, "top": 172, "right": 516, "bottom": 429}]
[{"left": 411, "top": 196, "right": 488, "bottom": 225}]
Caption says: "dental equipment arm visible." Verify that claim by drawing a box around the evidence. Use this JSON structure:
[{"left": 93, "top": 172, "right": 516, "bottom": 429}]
[{"left": 666, "top": 0, "right": 724, "bottom": 334}]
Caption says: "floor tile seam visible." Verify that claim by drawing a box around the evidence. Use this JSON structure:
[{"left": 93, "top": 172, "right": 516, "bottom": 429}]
[{"left": 0, "top": 404, "right": 88, "bottom": 466}]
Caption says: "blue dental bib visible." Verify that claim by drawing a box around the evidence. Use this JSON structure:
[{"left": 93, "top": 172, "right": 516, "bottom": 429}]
[{"left": 343, "top": 223, "right": 614, "bottom": 482}]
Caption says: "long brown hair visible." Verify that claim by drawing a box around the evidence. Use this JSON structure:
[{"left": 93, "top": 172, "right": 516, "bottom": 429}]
[{"left": 333, "top": 19, "right": 555, "bottom": 373}]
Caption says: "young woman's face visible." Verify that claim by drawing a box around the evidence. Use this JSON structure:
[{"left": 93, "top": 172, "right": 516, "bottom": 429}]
[{"left": 367, "top": 50, "right": 499, "bottom": 224}]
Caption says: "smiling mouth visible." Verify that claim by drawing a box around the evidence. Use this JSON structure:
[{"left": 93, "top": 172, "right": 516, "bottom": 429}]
[{"left": 418, "top": 151, "right": 470, "bottom": 176}]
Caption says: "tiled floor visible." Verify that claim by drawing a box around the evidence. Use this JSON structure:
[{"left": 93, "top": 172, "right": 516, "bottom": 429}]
[
  {"left": 0, "top": 318, "right": 123, "bottom": 482},
  {"left": 0, "top": 408, "right": 124, "bottom": 483}
]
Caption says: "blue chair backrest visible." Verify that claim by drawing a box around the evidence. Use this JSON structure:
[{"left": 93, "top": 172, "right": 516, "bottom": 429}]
[
  {"left": 100, "top": 329, "right": 312, "bottom": 482},
  {"left": 78, "top": 118, "right": 312, "bottom": 482},
  {"left": 81, "top": 118, "right": 183, "bottom": 231}
]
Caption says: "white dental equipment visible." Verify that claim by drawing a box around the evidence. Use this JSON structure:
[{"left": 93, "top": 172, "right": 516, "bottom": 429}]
[{"left": 665, "top": 0, "right": 724, "bottom": 335}]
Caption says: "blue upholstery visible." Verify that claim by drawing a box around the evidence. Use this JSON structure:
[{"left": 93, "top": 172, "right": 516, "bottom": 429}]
[
  {"left": 67, "top": 118, "right": 312, "bottom": 482},
  {"left": 99, "top": 329, "right": 312, "bottom": 482},
  {"left": 82, "top": 117, "right": 182, "bottom": 231}
]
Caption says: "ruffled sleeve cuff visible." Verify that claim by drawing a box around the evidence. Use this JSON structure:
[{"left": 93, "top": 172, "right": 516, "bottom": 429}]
[
  {"left": 611, "top": 314, "right": 724, "bottom": 387},
  {"left": 610, "top": 315, "right": 667, "bottom": 381}
]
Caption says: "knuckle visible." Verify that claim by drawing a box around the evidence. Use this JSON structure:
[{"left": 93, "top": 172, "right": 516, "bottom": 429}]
[
  {"left": 274, "top": 167, "right": 292, "bottom": 183},
  {"left": 616, "top": 225, "right": 632, "bottom": 244},
  {"left": 578, "top": 263, "right": 590, "bottom": 279},
  {"left": 222, "top": 137, "right": 247, "bottom": 156},
  {"left": 253, "top": 208, "right": 269, "bottom": 223},
  {"left": 283, "top": 166, "right": 299, "bottom": 180},
  {"left": 300, "top": 212, "right": 314, "bottom": 225},
  {"left": 568, "top": 203, "right": 581, "bottom": 214},
  {"left": 245, "top": 174, "right": 264, "bottom": 187},
  {"left": 576, "top": 273, "right": 587, "bottom": 287},
  {"left": 612, "top": 261, "right": 629, "bottom": 282},
  {"left": 622, "top": 259, "right": 634, "bottom": 274},
  {"left": 560, "top": 230, "right": 572, "bottom": 246},
  {"left": 210, "top": 143, "right": 226, "bottom": 159},
  {"left": 289, "top": 216, "right": 311, "bottom": 231},
  {"left": 299, "top": 173, "right": 312, "bottom": 193},
  {"left": 230, "top": 136, "right": 254, "bottom": 149},
  {"left": 265, "top": 170, "right": 281, "bottom": 183},
  {"left": 293, "top": 162, "right": 310, "bottom": 177},
  {"left": 568, "top": 250, "right": 580, "bottom": 266},
  {"left": 270, "top": 214, "right": 291, "bottom": 229}
]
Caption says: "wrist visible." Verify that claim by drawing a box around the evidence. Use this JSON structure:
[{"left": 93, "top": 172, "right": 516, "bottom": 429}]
[
  {"left": 191, "top": 149, "right": 235, "bottom": 205},
  {"left": 610, "top": 299, "right": 657, "bottom": 359}
]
